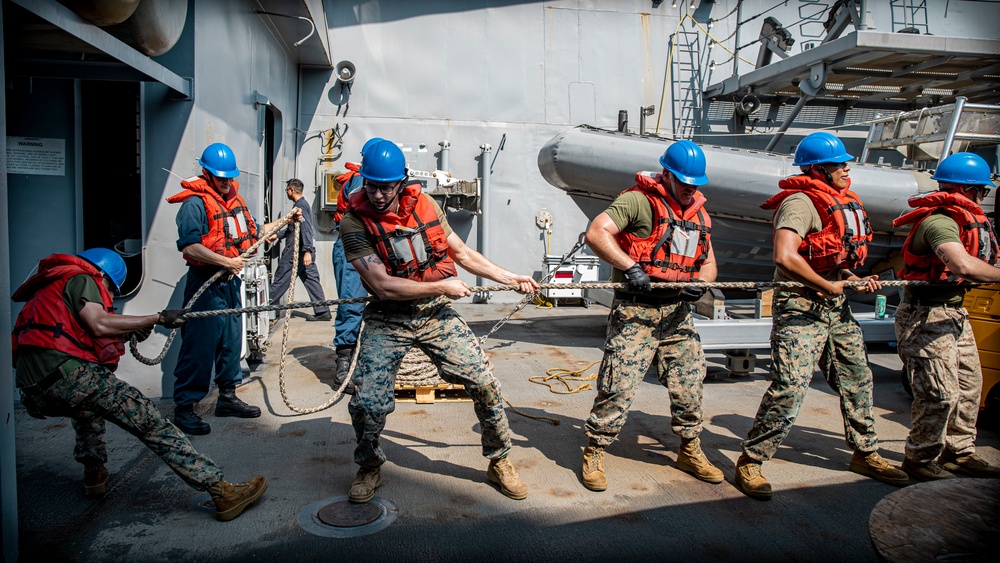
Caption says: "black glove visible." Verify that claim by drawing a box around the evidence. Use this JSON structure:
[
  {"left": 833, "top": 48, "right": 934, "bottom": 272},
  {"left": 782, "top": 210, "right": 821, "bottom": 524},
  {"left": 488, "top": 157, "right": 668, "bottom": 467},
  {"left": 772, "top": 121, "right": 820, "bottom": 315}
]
[
  {"left": 679, "top": 278, "right": 707, "bottom": 302},
  {"left": 623, "top": 264, "right": 652, "bottom": 293},
  {"left": 130, "top": 327, "right": 152, "bottom": 343},
  {"left": 158, "top": 308, "right": 191, "bottom": 329}
]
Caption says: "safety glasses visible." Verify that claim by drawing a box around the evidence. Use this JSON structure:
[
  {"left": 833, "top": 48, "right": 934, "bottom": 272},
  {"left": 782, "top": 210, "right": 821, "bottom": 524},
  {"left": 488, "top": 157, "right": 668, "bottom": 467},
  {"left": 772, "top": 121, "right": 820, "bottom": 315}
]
[{"left": 363, "top": 180, "right": 400, "bottom": 195}]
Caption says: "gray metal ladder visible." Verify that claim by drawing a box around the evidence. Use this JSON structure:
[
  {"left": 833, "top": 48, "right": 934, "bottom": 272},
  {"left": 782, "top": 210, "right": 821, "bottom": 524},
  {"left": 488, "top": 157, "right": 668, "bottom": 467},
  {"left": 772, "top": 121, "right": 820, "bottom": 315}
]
[
  {"left": 890, "top": 0, "right": 929, "bottom": 34},
  {"left": 860, "top": 97, "right": 1000, "bottom": 167},
  {"left": 671, "top": 23, "right": 705, "bottom": 138}
]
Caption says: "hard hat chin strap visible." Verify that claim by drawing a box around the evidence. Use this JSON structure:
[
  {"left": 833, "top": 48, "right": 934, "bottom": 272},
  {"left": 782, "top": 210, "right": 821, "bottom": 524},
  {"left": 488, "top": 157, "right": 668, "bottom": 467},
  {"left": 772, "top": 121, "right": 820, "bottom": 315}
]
[
  {"left": 809, "top": 164, "right": 834, "bottom": 187},
  {"left": 203, "top": 169, "right": 218, "bottom": 188}
]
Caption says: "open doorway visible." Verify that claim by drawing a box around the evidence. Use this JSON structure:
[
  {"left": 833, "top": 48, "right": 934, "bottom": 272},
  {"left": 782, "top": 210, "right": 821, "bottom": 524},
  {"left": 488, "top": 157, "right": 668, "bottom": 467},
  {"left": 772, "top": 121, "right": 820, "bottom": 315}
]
[{"left": 80, "top": 80, "right": 143, "bottom": 296}]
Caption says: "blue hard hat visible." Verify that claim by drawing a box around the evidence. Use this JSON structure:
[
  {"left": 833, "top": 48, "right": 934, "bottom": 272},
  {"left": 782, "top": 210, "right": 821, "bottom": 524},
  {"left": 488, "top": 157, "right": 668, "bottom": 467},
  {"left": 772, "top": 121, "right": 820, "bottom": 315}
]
[
  {"left": 198, "top": 143, "right": 240, "bottom": 178},
  {"left": 359, "top": 140, "right": 407, "bottom": 183},
  {"left": 361, "top": 137, "right": 385, "bottom": 156},
  {"left": 932, "top": 152, "right": 996, "bottom": 187},
  {"left": 793, "top": 132, "right": 854, "bottom": 166},
  {"left": 78, "top": 248, "right": 127, "bottom": 295},
  {"left": 659, "top": 140, "right": 709, "bottom": 186}
]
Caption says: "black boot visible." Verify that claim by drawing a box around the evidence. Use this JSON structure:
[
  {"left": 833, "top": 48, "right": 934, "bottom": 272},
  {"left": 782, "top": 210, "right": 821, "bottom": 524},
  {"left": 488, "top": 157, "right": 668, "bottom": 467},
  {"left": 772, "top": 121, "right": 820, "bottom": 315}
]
[
  {"left": 215, "top": 387, "right": 261, "bottom": 418},
  {"left": 174, "top": 404, "right": 211, "bottom": 435},
  {"left": 334, "top": 346, "right": 356, "bottom": 395}
]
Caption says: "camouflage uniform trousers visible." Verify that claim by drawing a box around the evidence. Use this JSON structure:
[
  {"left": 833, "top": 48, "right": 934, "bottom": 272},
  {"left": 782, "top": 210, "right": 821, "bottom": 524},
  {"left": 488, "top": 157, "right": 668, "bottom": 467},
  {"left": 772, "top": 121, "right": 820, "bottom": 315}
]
[
  {"left": 19, "top": 361, "right": 223, "bottom": 490},
  {"left": 895, "top": 302, "right": 981, "bottom": 464},
  {"left": 742, "top": 291, "right": 878, "bottom": 461},
  {"left": 348, "top": 295, "right": 512, "bottom": 469},
  {"left": 584, "top": 299, "right": 707, "bottom": 447}
]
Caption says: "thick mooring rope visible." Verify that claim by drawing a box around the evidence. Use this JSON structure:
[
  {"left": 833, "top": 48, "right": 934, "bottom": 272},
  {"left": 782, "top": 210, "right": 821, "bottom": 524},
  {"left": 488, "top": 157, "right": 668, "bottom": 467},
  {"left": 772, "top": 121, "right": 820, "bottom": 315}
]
[
  {"left": 129, "top": 221, "right": 986, "bottom": 419},
  {"left": 273, "top": 221, "right": 354, "bottom": 414},
  {"left": 128, "top": 208, "right": 300, "bottom": 365},
  {"left": 166, "top": 278, "right": 976, "bottom": 322}
]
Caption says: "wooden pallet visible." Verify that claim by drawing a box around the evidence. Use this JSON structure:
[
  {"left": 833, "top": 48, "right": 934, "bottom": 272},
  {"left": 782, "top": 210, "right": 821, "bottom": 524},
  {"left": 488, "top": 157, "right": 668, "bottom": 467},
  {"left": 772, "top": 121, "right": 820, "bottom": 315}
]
[{"left": 394, "top": 383, "right": 471, "bottom": 404}]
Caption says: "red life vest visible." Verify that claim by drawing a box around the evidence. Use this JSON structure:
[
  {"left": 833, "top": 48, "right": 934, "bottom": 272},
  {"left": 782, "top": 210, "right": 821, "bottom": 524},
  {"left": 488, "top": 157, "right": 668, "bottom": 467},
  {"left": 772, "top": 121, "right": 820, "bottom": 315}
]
[
  {"left": 11, "top": 254, "right": 125, "bottom": 370},
  {"left": 761, "top": 175, "right": 871, "bottom": 274},
  {"left": 166, "top": 176, "right": 258, "bottom": 266},
  {"left": 892, "top": 190, "right": 998, "bottom": 283},
  {"left": 614, "top": 172, "right": 712, "bottom": 282},
  {"left": 333, "top": 163, "right": 362, "bottom": 224},
  {"left": 350, "top": 183, "right": 457, "bottom": 282}
]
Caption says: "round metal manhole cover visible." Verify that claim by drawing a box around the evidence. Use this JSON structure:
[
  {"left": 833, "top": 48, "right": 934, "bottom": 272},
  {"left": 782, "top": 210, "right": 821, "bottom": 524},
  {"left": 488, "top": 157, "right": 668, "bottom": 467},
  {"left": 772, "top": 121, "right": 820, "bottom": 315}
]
[
  {"left": 317, "top": 499, "right": 382, "bottom": 527},
  {"left": 298, "top": 495, "right": 398, "bottom": 538}
]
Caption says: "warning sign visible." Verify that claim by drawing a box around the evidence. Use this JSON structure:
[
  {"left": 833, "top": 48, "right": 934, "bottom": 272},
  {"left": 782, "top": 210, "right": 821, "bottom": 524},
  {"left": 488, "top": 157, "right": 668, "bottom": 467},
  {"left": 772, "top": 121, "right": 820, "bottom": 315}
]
[{"left": 6, "top": 136, "right": 66, "bottom": 176}]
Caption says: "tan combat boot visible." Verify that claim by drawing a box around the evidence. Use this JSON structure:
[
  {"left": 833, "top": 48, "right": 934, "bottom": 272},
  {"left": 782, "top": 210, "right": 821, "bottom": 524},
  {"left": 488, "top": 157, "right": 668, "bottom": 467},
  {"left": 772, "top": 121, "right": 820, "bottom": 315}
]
[
  {"left": 676, "top": 437, "right": 724, "bottom": 484},
  {"left": 487, "top": 457, "right": 528, "bottom": 500},
  {"left": 581, "top": 445, "right": 607, "bottom": 491},
  {"left": 735, "top": 454, "right": 771, "bottom": 500},
  {"left": 208, "top": 476, "right": 268, "bottom": 521},
  {"left": 901, "top": 458, "right": 956, "bottom": 481},
  {"left": 939, "top": 451, "right": 1000, "bottom": 478},
  {"left": 83, "top": 462, "right": 109, "bottom": 497},
  {"left": 349, "top": 467, "right": 382, "bottom": 503},
  {"left": 849, "top": 451, "right": 909, "bottom": 486}
]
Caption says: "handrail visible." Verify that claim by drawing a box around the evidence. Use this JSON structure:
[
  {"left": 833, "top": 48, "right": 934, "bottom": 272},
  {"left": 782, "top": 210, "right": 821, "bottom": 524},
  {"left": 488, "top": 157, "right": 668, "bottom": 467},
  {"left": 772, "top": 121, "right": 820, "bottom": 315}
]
[{"left": 860, "top": 96, "right": 1000, "bottom": 164}]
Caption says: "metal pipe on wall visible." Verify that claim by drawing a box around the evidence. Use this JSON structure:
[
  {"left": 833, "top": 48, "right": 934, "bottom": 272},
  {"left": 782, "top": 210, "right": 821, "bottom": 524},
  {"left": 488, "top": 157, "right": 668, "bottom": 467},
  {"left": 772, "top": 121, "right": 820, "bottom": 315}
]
[
  {"left": 438, "top": 140, "right": 450, "bottom": 172},
  {"left": 475, "top": 143, "right": 492, "bottom": 302}
]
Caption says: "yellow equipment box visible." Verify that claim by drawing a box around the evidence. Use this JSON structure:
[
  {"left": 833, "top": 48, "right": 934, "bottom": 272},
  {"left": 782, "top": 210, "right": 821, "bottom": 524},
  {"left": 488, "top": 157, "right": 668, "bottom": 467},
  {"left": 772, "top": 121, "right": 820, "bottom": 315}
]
[{"left": 963, "top": 285, "right": 1000, "bottom": 410}]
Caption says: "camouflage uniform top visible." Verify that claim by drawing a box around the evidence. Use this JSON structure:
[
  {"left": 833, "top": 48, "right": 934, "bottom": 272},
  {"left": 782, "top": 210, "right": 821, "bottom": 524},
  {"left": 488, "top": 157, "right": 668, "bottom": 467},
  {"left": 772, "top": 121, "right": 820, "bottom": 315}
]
[
  {"left": 605, "top": 190, "right": 683, "bottom": 298},
  {"left": 15, "top": 275, "right": 101, "bottom": 388},
  {"left": 771, "top": 193, "right": 842, "bottom": 283},
  {"left": 340, "top": 196, "right": 453, "bottom": 263},
  {"left": 902, "top": 213, "right": 965, "bottom": 305}
]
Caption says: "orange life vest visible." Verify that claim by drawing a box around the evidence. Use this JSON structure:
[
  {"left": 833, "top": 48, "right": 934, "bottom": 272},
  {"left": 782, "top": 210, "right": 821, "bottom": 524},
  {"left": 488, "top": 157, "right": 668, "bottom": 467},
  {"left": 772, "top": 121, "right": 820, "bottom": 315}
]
[
  {"left": 761, "top": 175, "right": 871, "bottom": 274},
  {"left": 350, "top": 183, "right": 457, "bottom": 282},
  {"left": 614, "top": 172, "right": 712, "bottom": 282},
  {"left": 333, "top": 163, "right": 362, "bottom": 224},
  {"left": 11, "top": 254, "right": 125, "bottom": 370},
  {"left": 166, "top": 176, "right": 258, "bottom": 267},
  {"left": 892, "top": 190, "right": 998, "bottom": 283}
]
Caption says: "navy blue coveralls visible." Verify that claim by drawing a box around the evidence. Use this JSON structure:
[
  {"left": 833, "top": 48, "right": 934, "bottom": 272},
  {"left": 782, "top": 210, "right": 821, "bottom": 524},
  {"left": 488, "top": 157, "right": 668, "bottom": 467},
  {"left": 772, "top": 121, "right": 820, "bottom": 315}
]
[
  {"left": 173, "top": 198, "right": 246, "bottom": 407},
  {"left": 268, "top": 196, "right": 330, "bottom": 316}
]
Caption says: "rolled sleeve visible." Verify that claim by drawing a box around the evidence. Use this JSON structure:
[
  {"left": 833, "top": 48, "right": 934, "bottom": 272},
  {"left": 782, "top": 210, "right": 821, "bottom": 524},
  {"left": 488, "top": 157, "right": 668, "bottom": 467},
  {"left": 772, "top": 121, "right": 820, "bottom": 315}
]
[
  {"left": 176, "top": 198, "right": 209, "bottom": 251},
  {"left": 340, "top": 213, "right": 375, "bottom": 262}
]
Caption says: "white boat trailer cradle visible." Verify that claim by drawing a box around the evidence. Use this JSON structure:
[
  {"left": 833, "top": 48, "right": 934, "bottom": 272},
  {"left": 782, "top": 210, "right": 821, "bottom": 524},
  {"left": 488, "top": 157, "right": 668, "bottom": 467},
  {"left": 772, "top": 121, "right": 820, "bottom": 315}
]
[{"left": 581, "top": 284, "right": 896, "bottom": 376}]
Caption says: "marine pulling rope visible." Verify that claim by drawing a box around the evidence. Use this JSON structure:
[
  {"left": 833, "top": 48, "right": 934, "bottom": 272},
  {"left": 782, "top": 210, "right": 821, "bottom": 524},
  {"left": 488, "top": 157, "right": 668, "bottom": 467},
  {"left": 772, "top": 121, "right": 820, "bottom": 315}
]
[{"left": 128, "top": 208, "right": 301, "bottom": 365}]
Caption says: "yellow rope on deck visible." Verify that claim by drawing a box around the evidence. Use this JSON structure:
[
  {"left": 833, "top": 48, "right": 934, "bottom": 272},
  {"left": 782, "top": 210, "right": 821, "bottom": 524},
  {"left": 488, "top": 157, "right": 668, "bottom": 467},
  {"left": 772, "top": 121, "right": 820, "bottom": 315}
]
[{"left": 529, "top": 360, "right": 600, "bottom": 394}]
